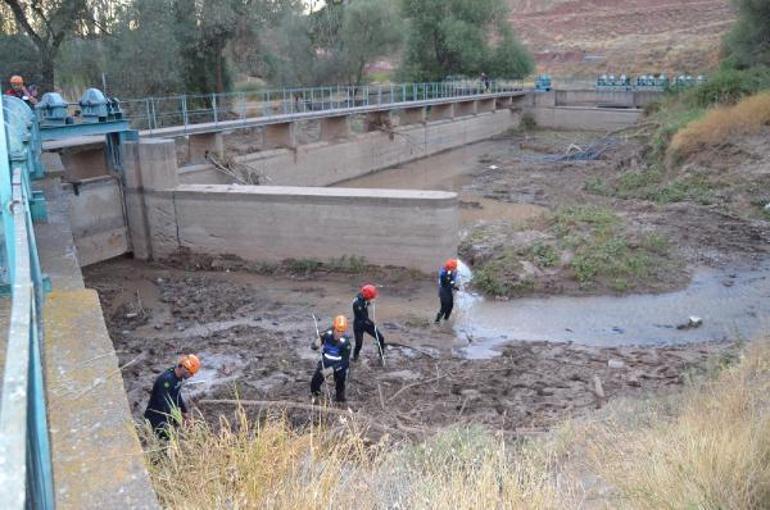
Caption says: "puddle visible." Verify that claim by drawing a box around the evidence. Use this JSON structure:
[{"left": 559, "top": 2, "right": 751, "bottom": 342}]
[{"left": 455, "top": 263, "right": 770, "bottom": 359}]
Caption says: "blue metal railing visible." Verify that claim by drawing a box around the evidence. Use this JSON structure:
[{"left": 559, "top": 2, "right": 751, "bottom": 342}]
[
  {"left": 0, "top": 96, "right": 55, "bottom": 508},
  {"left": 118, "top": 79, "right": 525, "bottom": 133}
]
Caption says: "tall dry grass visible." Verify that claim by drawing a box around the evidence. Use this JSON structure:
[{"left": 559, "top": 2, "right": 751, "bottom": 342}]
[
  {"left": 669, "top": 91, "right": 770, "bottom": 159},
  {"left": 144, "top": 413, "right": 572, "bottom": 509},
  {"left": 146, "top": 339, "right": 770, "bottom": 509},
  {"left": 584, "top": 339, "right": 770, "bottom": 508}
]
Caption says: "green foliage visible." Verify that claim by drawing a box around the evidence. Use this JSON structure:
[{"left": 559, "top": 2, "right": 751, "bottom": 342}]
[
  {"left": 266, "top": 0, "right": 402, "bottom": 86},
  {"left": 0, "top": 33, "right": 42, "bottom": 88},
  {"left": 723, "top": 0, "right": 770, "bottom": 70},
  {"left": 472, "top": 251, "right": 534, "bottom": 297},
  {"left": 398, "top": 0, "right": 533, "bottom": 81},
  {"left": 687, "top": 66, "right": 770, "bottom": 107},
  {"left": 529, "top": 242, "right": 558, "bottom": 268},
  {"left": 102, "top": 0, "right": 184, "bottom": 97}
]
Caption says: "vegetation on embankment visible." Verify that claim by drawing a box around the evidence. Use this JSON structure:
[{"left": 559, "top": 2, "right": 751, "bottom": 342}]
[
  {"left": 461, "top": 205, "right": 683, "bottom": 298},
  {"left": 144, "top": 337, "right": 769, "bottom": 508},
  {"left": 581, "top": 66, "right": 770, "bottom": 222}
]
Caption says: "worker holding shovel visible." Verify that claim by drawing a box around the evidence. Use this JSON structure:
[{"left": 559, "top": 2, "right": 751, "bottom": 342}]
[
  {"left": 310, "top": 315, "right": 352, "bottom": 404},
  {"left": 352, "top": 284, "right": 386, "bottom": 366}
]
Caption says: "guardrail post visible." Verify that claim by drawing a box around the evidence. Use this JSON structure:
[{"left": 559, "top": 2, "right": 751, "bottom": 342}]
[
  {"left": 181, "top": 95, "right": 189, "bottom": 128},
  {"left": 212, "top": 93, "right": 218, "bottom": 124},
  {"left": 144, "top": 98, "right": 152, "bottom": 132}
]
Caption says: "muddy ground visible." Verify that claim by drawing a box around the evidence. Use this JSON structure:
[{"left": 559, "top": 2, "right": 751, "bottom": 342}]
[
  {"left": 85, "top": 258, "right": 737, "bottom": 436},
  {"left": 89, "top": 127, "right": 767, "bottom": 436}
]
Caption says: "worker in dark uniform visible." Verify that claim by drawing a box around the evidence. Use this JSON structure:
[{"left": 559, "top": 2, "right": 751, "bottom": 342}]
[
  {"left": 352, "top": 284, "right": 385, "bottom": 362},
  {"left": 311, "top": 315, "right": 351, "bottom": 403},
  {"left": 435, "top": 259, "right": 460, "bottom": 323},
  {"left": 4, "top": 75, "right": 38, "bottom": 107},
  {"left": 144, "top": 354, "right": 200, "bottom": 437}
]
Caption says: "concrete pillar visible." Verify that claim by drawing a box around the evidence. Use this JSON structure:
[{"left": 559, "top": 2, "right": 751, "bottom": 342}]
[
  {"left": 364, "top": 111, "right": 393, "bottom": 132},
  {"left": 534, "top": 91, "right": 557, "bottom": 107},
  {"left": 319, "top": 115, "right": 351, "bottom": 141},
  {"left": 123, "top": 138, "right": 180, "bottom": 260},
  {"left": 477, "top": 98, "right": 497, "bottom": 113},
  {"left": 188, "top": 132, "right": 224, "bottom": 163},
  {"left": 495, "top": 96, "right": 514, "bottom": 109},
  {"left": 399, "top": 106, "right": 427, "bottom": 126},
  {"left": 60, "top": 144, "right": 109, "bottom": 180},
  {"left": 454, "top": 101, "right": 477, "bottom": 117},
  {"left": 263, "top": 122, "right": 296, "bottom": 149},
  {"left": 427, "top": 103, "right": 454, "bottom": 121}
]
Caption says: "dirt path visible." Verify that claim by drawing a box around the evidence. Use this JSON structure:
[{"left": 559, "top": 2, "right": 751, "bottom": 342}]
[{"left": 85, "top": 258, "right": 737, "bottom": 435}]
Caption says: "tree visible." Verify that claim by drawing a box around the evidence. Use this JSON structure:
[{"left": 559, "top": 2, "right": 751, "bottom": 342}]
[
  {"left": 1, "top": 0, "right": 89, "bottom": 92},
  {"left": 398, "top": 0, "right": 533, "bottom": 81},
  {"left": 723, "top": 0, "right": 770, "bottom": 69},
  {"left": 102, "top": 0, "right": 183, "bottom": 97},
  {"left": 339, "top": 0, "right": 402, "bottom": 85}
]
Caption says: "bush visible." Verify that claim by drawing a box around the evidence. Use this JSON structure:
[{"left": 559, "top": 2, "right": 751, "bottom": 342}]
[
  {"left": 670, "top": 91, "right": 770, "bottom": 160},
  {"left": 687, "top": 67, "right": 770, "bottom": 108}
]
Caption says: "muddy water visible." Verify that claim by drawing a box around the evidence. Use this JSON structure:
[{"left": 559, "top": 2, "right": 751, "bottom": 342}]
[
  {"left": 456, "top": 263, "right": 770, "bottom": 358},
  {"left": 334, "top": 140, "right": 547, "bottom": 225}
]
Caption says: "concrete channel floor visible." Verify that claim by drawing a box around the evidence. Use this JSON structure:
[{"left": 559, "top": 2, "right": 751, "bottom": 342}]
[{"left": 34, "top": 178, "right": 158, "bottom": 509}]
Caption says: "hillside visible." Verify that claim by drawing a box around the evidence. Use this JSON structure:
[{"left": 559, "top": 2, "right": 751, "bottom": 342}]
[{"left": 507, "top": 0, "right": 735, "bottom": 77}]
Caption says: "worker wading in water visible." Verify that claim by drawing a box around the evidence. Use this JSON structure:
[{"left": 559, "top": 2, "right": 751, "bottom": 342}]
[
  {"left": 352, "top": 284, "right": 385, "bottom": 362},
  {"left": 144, "top": 354, "right": 200, "bottom": 438},
  {"left": 435, "top": 259, "right": 460, "bottom": 323},
  {"left": 311, "top": 315, "right": 351, "bottom": 403}
]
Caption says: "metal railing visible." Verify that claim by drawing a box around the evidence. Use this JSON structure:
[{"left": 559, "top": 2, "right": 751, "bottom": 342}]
[
  {"left": 0, "top": 97, "right": 55, "bottom": 509},
  {"left": 119, "top": 79, "right": 525, "bottom": 133}
]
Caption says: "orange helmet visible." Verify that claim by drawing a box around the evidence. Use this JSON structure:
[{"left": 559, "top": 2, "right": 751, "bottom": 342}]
[
  {"left": 178, "top": 354, "right": 201, "bottom": 375},
  {"left": 361, "top": 284, "right": 377, "bottom": 301},
  {"left": 445, "top": 259, "right": 458, "bottom": 271},
  {"left": 9, "top": 75, "right": 23, "bottom": 85},
  {"left": 333, "top": 315, "right": 348, "bottom": 332}
]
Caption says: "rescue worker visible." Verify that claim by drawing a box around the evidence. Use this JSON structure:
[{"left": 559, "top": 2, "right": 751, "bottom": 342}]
[
  {"left": 311, "top": 315, "right": 351, "bottom": 403},
  {"left": 352, "top": 284, "right": 385, "bottom": 362},
  {"left": 435, "top": 259, "right": 460, "bottom": 323},
  {"left": 4, "top": 75, "right": 38, "bottom": 106},
  {"left": 144, "top": 354, "right": 200, "bottom": 437}
]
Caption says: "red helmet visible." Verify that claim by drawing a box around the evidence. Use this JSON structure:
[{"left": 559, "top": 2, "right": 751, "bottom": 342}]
[
  {"left": 361, "top": 284, "right": 377, "bottom": 301},
  {"left": 445, "top": 259, "right": 458, "bottom": 271}
]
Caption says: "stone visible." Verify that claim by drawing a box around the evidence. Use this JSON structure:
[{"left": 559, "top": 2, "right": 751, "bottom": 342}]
[{"left": 608, "top": 359, "right": 625, "bottom": 369}]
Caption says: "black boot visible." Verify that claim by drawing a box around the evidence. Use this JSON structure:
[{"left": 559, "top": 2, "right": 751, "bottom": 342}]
[{"left": 435, "top": 312, "right": 442, "bottom": 324}]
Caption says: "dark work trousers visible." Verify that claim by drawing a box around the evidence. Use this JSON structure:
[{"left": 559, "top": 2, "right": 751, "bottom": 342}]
[
  {"left": 353, "top": 321, "right": 385, "bottom": 358},
  {"left": 436, "top": 287, "right": 454, "bottom": 321},
  {"left": 310, "top": 360, "right": 347, "bottom": 401}
]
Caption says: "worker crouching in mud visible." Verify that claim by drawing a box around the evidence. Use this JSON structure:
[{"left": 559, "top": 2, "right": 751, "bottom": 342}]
[
  {"left": 435, "top": 259, "right": 460, "bottom": 323},
  {"left": 352, "top": 284, "right": 385, "bottom": 362},
  {"left": 311, "top": 315, "right": 351, "bottom": 404},
  {"left": 144, "top": 354, "right": 200, "bottom": 438}
]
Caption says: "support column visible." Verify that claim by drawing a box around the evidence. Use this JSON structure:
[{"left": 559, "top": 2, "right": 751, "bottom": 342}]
[
  {"left": 454, "top": 101, "right": 477, "bottom": 117},
  {"left": 123, "top": 138, "right": 180, "bottom": 260},
  {"left": 59, "top": 143, "right": 109, "bottom": 180},
  {"left": 400, "top": 106, "right": 427, "bottom": 126},
  {"left": 427, "top": 103, "right": 454, "bottom": 121},
  {"left": 477, "top": 98, "right": 497, "bottom": 113},
  {"left": 364, "top": 111, "right": 393, "bottom": 132},
  {"left": 495, "top": 96, "right": 514, "bottom": 109},
  {"left": 263, "top": 122, "right": 296, "bottom": 149},
  {"left": 188, "top": 132, "right": 224, "bottom": 163},
  {"left": 319, "top": 115, "right": 351, "bottom": 141}
]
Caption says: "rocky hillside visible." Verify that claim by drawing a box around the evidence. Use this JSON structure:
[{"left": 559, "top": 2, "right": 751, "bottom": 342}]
[{"left": 507, "top": 0, "right": 735, "bottom": 77}]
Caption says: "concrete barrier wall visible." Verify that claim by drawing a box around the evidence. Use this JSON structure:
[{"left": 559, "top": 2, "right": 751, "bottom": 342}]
[
  {"left": 173, "top": 185, "right": 458, "bottom": 273},
  {"left": 124, "top": 139, "right": 459, "bottom": 273},
  {"left": 529, "top": 106, "right": 642, "bottom": 131},
  {"left": 555, "top": 89, "right": 662, "bottom": 108},
  {"left": 65, "top": 176, "right": 130, "bottom": 266},
  {"left": 184, "top": 109, "right": 520, "bottom": 187}
]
